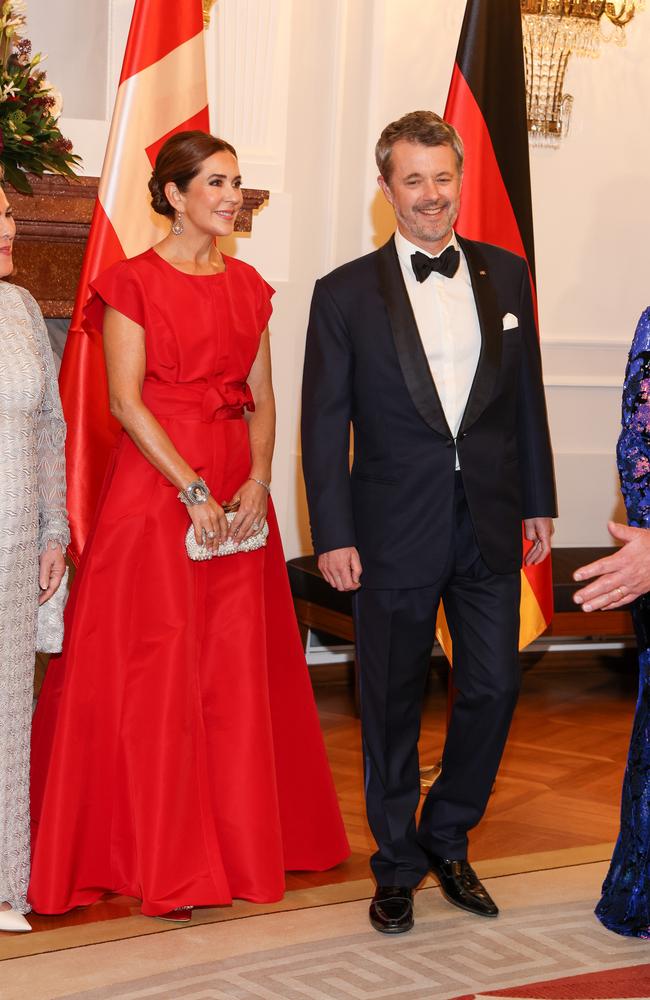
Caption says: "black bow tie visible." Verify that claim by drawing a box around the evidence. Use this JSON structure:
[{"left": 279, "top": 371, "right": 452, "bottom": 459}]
[{"left": 411, "top": 246, "right": 460, "bottom": 282}]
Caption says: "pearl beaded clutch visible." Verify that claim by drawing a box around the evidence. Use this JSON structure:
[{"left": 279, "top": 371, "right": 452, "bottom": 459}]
[
  {"left": 185, "top": 511, "right": 269, "bottom": 561},
  {"left": 36, "top": 566, "right": 69, "bottom": 653}
]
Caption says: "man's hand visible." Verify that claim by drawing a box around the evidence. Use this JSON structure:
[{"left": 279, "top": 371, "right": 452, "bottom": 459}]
[
  {"left": 573, "top": 521, "right": 650, "bottom": 611},
  {"left": 523, "top": 517, "right": 554, "bottom": 565},
  {"left": 318, "top": 547, "right": 363, "bottom": 592}
]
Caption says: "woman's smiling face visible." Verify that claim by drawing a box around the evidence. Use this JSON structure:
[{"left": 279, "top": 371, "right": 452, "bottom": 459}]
[{"left": 167, "top": 150, "right": 244, "bottom": 238}]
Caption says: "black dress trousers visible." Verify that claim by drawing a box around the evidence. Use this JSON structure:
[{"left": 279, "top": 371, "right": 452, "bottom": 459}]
[{"left": 353, "top": 473, "right": 521, "bottom": 887}]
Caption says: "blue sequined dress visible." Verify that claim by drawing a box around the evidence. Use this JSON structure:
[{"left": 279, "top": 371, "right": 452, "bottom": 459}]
[{"left": 596, "top": 307, "right": 650, "bottom": 938}]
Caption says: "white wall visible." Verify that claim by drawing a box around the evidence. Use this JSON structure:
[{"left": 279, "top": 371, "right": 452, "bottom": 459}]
[
  {"left": 30, "top": 1, "right": 650, "bottom": 555},
  {"left": 530, "top": 19, "right": 650, "bottom": 544},
  {"left": 26, "top": 0, "right": 109, "bottom": 120},
  {"left": 27, "top": 0, "right": 134, "bottom": 174}
]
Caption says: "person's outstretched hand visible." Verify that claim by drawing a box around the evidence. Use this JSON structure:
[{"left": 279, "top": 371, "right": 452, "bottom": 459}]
[{"left": 573, "top": 521, "right": 650, "bottom": 611}]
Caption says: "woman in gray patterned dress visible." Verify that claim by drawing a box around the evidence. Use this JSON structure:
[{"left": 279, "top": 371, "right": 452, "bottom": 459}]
[{"left": 0, "top": 172, "right": 68, "bottom": 932}]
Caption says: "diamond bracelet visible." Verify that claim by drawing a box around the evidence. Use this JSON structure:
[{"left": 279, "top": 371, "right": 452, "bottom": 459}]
[{"left": 248, "top": 476, "right": 271, "bottom": 494}]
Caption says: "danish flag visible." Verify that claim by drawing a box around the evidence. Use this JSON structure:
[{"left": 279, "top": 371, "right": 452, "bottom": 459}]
[{"left": 60, "top": 0, "right": 210, "bottom": 563}]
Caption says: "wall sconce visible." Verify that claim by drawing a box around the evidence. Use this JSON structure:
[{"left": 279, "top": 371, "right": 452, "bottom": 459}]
[{"left": 521, "top": 1, "right": 643, "bottom": 144}]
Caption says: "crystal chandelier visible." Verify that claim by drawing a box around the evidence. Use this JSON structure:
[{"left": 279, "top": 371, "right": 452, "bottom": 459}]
[{"left": 521, "top": 1, "right": 642, "bottom": 145}]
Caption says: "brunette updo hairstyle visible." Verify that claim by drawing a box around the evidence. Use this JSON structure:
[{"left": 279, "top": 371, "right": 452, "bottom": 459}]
[{"left": 148, "top": 130, "right": 238, "bottom": 218}]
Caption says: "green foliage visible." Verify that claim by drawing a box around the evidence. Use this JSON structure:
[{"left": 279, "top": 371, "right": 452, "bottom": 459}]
[{"left": 0, "top": 1, "right": 81, "bottom": 194}]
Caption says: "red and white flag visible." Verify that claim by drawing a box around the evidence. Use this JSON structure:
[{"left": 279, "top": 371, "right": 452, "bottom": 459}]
[{"left": 60, "top": 0, "right": 210, "bottom": 563}]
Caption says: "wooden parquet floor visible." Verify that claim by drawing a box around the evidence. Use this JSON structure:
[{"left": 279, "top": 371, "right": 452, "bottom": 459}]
[
  {"left": 21, "top": 648, "right": 636, "bottom": 932},
  {"left": 285, "top": 648, "right": 638, "bottom": 889}
]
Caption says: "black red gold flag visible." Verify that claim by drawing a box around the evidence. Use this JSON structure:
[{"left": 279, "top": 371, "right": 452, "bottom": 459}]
[{"left": 439, "top": 0, "right": 553, "bottom": 651}]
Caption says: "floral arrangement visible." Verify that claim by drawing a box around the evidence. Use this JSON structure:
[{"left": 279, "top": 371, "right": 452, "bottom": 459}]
[{"left": 0, "top": 0, "right": 80, "bottom": 193}]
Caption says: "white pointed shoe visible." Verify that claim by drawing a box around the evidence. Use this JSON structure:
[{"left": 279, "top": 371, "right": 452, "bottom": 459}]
[{"left": 0, "top": 908, "right": 32, "bottom": 932}]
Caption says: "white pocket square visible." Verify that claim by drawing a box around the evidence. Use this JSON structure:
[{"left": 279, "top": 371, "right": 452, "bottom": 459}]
[{"left": 502, "top": 312, "right": 519, "bottom": 331}]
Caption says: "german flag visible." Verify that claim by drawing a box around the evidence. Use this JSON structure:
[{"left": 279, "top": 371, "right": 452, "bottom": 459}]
[{"left": 437, "top": 0, "right": 553, "bottom": 654}]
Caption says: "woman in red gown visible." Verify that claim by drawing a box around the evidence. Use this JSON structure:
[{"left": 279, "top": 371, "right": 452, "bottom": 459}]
[{"left": 29, "top": 132, "right": 349, "bottom": 920}]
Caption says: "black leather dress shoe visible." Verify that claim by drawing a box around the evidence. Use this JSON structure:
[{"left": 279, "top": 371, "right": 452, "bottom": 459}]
[
  {"left": 369, "top": 886, "right": 414, "bottom": 934},
  {"left": 428, "top": 855, "right": 498, "bottom": 917}
]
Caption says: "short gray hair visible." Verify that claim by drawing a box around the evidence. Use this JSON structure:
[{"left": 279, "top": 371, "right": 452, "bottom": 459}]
[{"left": 375, "top": 111, "right": 464, "bottom": 182}]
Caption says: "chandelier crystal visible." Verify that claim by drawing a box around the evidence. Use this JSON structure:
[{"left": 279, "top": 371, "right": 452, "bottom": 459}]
[{"left": 521, "top": 1, "right": 643, "bottom": 145}]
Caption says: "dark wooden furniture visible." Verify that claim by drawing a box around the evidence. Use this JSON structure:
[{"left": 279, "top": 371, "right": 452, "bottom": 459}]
[
  {"left": 288, "top": 547, "right": 635, "bottom": 653},
  {"left": 542, "top": 547, "right": 634, "bottom": 639},
  {"left": 7, "top": 175, "right": 98, "bottom": 317}
]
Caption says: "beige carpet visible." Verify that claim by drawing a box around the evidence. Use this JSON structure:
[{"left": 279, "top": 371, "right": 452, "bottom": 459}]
[
  {"left": 2, "top": 850, "right": 648, "bottom": 1000},
  {"left": 0, "top": 843, "right": 614, "bottom": 962}
]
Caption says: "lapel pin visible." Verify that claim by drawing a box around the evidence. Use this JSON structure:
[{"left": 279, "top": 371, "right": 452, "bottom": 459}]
[{"left": 479, "top": 269, "right": 487, "bottom": 276}]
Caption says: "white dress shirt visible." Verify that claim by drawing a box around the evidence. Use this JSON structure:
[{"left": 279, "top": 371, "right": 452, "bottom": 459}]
[{"left": 394, "top": 229, "right": 482, "bottom": 470}]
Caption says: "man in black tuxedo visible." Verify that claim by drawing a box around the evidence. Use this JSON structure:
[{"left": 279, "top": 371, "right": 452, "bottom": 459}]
[{"left": 301, "top": 111, "right": 556, "bottom": 933}]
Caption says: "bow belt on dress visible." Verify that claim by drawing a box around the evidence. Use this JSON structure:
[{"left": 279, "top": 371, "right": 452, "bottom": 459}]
[{"left": 141, "top": 378, "right": 255, "bottom": 423}]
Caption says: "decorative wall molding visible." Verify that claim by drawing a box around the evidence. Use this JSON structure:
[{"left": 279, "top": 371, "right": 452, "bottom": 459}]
[
  {"left": 234, "top": 189, "right": 270, "bottom": 232},
  {"left": 543, "top": 375, "right": 623, "bottom": 387},
  {"left": 540, "top": 333, "right": 629, "bottom": 390},
  {"left": 211, "top": 0, "right": 292, "bottom": 189},
  {"left": 323, "top": 0, "right": 349, "bottom": 272},
  {"left": 542, "top": 336, "right": 632, "bottom": 349}
]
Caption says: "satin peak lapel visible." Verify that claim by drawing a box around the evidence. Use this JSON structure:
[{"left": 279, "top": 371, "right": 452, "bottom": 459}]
[
  {"left": 457, "top": 236, "right": 502, "bottom": 434},
  {"left": 376, "top": 238, "right": 451, "bottom": 439}
]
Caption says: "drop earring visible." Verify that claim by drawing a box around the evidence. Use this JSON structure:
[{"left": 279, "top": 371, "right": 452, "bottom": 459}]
[{"left": 171, "top": 212, "right": 184, "bottom": 236}]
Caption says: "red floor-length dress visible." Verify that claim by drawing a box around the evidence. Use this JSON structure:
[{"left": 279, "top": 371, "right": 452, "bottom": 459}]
[{"left": 29, "top": 249, "right": 349, "bottom": 916}]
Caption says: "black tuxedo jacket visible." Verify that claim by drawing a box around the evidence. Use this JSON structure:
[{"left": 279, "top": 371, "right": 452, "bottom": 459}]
[{"left": 301, "top": 235, "right": 557, "bottom": 589}]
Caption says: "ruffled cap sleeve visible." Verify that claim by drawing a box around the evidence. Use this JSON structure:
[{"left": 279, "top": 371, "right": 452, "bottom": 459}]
[
  {"left": 84, "top": 259, "right": 146, "bottom": 335},
  {"left": 255, "top": 273, "right": 275, "bottom": 333}
]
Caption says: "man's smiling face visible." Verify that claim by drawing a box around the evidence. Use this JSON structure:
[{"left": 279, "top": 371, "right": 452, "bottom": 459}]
[{"left": 378, "top": 140, "right": 462, "bottom": 255}]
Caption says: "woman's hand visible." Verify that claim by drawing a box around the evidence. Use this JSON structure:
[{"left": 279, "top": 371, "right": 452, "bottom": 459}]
[
  {"left": 227, "top": 480, "right": 269, "bottom": 543},
  {"left": 187, "top": 496, "right": 229, "bottom": 552},
  {"left": 38, "top": 542, "right": 66, "bottom": 605}
]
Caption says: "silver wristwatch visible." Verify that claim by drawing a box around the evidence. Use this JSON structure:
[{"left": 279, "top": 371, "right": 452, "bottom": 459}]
[{"left": 178, "top": 477, "right": 210, "bottom": 506}]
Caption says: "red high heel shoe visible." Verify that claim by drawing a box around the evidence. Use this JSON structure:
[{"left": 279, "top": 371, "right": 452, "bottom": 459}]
[{"left": 156, "top": 906, "right": 193, "bottom": 922}]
